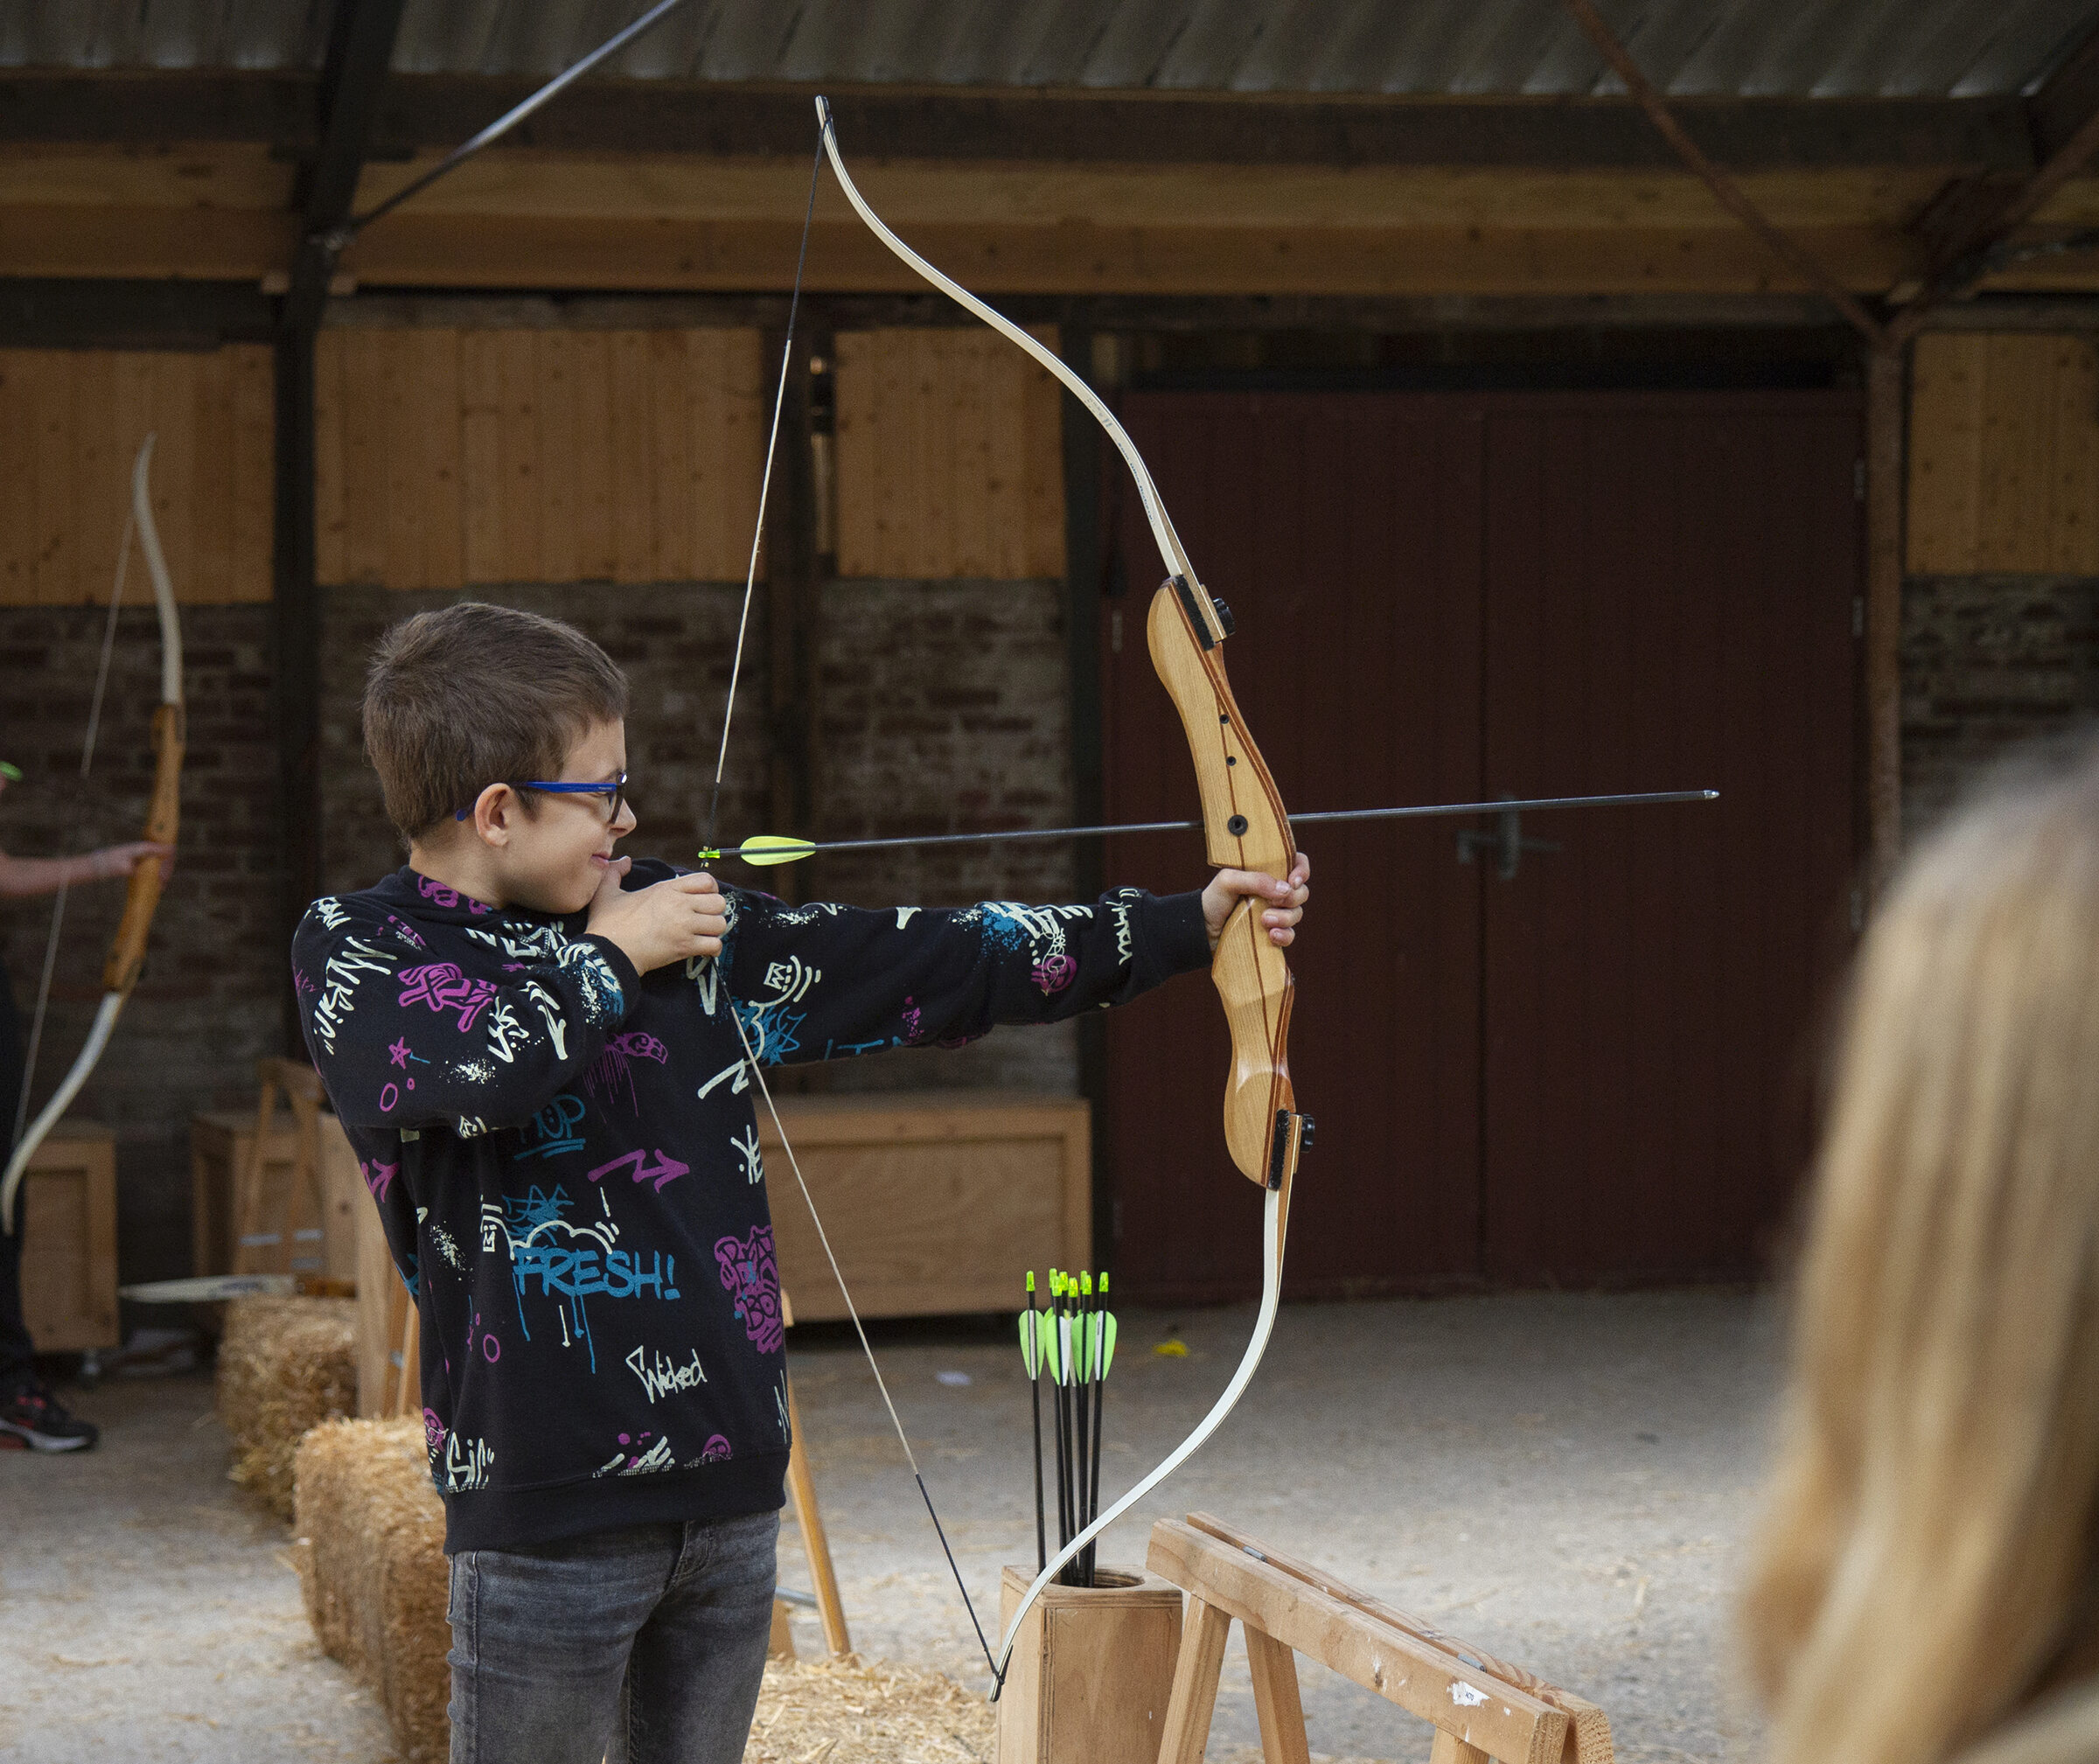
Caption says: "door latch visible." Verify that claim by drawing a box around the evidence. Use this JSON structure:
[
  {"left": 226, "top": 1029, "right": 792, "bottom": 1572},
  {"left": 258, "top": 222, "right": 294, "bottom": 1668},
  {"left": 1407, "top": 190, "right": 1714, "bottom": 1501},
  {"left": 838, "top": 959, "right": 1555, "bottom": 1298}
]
[{"left": 1456, "top": 802, "right": 1562, "bottom": 882}]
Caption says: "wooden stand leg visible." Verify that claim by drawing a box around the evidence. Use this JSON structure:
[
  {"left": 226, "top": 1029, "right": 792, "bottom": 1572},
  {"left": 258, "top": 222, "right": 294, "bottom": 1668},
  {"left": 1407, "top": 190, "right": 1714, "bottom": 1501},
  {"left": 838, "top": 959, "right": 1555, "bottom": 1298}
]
[
  {"left": 394, "top": 1304, "right": 422, "bottom": 1419},
  {"left": 1246, "top": 1628, "right": 1313, "bottom": 1764},
  {"left": 767, "top": 1599, "right": 796, "bottom": 1662},
  {"left": 1157, "top": 1594, "right": 1231, "bottom": 1764},
  {"left": 232, "top": 1070, "right": 281, "bottom": 1277},
  {"left": 785, "top": 1374, "right": 851, "bottom": 1656},
  {"left": 1429, "top": 1733, "right": 1491, "bottom": 1764}
]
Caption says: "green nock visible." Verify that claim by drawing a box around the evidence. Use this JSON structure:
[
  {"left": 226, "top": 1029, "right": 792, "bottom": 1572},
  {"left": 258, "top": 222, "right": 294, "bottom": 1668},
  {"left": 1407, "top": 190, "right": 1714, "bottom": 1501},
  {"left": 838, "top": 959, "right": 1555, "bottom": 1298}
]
[{"left": 0, "top": 762, "right": 19, "bottom": 783}]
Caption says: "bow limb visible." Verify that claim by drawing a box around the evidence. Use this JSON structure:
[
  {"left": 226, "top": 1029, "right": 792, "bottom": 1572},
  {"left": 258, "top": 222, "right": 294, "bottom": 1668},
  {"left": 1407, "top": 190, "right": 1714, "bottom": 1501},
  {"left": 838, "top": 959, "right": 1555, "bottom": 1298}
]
[
  {"left": 814, "top": 98, "right": 1309, "bottom": 1684},
  {"left": 815, "top": 99, "right": 1194, "bottom": 587},
  {"left": 2, "top": 436, "right": 184, "bottom": 1232}
]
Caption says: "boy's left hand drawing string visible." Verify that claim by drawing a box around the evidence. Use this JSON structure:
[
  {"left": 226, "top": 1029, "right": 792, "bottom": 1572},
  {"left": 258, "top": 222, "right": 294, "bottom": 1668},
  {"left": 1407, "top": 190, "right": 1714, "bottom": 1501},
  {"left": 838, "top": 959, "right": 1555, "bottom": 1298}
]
[{"left": 2, "top": 435, "right": 184, "bottom": 1235}]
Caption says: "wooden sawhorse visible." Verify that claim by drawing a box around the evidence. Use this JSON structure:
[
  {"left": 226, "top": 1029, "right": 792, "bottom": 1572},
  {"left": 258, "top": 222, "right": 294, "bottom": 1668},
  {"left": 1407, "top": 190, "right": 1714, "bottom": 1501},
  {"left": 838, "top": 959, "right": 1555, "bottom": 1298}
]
[
  {"left": 1149, "top": 1513, "right": 1612, "bottom": 1764},
  {"left": 232, "top": 1057, "right": 327, "bottom": 1276}
]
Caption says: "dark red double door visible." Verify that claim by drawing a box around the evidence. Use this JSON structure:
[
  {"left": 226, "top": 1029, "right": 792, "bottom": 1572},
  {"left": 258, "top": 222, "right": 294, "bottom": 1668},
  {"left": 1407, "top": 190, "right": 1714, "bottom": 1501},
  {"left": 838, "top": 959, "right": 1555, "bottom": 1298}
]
[{"left": 1100, "top": 390, "right": 1861, "bottom": 1300}]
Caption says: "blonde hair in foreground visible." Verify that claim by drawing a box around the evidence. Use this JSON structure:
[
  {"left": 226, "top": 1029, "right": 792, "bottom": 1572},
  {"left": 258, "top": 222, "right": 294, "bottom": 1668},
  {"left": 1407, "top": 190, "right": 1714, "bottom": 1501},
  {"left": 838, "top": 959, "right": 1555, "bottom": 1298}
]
[{"left": 1743, "top": 743, "right": 2099, "bottom": 1764}]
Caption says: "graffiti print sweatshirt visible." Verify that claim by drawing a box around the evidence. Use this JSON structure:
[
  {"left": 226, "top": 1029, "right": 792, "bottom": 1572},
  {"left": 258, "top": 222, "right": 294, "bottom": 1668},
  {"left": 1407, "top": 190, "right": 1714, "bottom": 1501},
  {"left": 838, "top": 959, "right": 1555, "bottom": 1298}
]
[{"left": 292, "top": 861, "right": 1211, "bottom": 1552}]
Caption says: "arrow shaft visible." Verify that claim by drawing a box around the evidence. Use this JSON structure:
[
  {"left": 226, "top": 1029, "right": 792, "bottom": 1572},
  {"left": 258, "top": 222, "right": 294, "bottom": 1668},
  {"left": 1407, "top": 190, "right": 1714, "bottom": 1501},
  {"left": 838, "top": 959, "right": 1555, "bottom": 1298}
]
[{"left": 709, "top": 789, "right": 1715, "bottom": 865}]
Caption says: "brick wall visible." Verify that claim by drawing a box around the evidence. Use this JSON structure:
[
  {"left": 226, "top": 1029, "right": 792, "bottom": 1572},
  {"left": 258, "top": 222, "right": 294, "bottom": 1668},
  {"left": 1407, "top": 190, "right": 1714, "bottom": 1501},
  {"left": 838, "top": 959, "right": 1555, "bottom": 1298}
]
[
  {"left": 800, "top": 577, "right": 1077, "bottom": 1098},
  {"left": 1901, "top": 575, "right": 2099, "bottom": 835},
  {"left": 0, "top": 603, "right": 280, "bottom": 1287}
]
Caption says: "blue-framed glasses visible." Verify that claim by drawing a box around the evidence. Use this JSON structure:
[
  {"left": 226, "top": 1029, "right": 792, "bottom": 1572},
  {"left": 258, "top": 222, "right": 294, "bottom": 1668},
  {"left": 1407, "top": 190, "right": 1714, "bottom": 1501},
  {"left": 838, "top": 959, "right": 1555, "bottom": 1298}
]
[{"left": 456, "top": 773, "right": 627, "bottom": 823}]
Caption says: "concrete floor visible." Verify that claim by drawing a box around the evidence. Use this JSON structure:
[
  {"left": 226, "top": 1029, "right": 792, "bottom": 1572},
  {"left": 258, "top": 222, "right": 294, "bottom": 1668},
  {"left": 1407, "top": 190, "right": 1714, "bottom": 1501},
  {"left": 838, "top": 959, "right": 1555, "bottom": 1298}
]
[{"left": 0, "top": 1290, "right": 1781, "bottom": 1763}]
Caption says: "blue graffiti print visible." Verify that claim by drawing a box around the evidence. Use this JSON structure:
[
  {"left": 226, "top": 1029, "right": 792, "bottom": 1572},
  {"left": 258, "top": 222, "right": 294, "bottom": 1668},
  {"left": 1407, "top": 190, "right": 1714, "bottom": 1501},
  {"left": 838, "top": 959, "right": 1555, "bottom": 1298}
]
[
  {"left": 732, "top": 994, "right": 805, "bottom": 1065},
  {"left": 480, "top": 1182, "right": 680, "bottom": 1375},
  {"left": 514, "top": 1093, "right": 588, "bottom": 1160}
]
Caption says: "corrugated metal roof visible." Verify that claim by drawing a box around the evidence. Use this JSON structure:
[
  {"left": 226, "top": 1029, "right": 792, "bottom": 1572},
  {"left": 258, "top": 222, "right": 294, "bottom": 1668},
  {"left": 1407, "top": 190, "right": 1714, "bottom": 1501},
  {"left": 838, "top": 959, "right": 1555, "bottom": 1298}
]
[{"left": 1, "top": 0, "right": 2090, "bottom": 99}]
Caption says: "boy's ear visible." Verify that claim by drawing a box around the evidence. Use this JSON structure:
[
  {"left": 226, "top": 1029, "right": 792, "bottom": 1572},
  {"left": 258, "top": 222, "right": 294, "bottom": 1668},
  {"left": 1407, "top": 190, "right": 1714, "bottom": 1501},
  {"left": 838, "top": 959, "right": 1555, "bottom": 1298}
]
[{"left": 464, "top": 783, "right": 518, "bottom": 847}]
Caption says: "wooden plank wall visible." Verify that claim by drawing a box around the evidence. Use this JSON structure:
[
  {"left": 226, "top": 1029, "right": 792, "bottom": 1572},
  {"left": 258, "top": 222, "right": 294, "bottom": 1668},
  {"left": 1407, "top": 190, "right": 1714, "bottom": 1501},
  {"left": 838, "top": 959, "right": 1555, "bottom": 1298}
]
[
  {"left": 0, "top": 346, "right": 274, "bottom": 605},
  {"left": 314, "top": 327, "right": 765, "bottom": 588},
  {"left": 1907, "top": 332, "right": 2099, "bottom": 575},
  {"left": 833, "top": 327, "right": 1065, "bottom": 579}
]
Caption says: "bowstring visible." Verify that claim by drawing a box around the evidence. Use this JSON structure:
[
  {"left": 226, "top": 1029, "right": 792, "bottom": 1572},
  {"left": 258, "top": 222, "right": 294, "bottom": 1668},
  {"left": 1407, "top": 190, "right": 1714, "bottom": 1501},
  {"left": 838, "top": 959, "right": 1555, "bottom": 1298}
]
[
  {"left": 704, "top": 116, "right": 1004, "bottom": 1688},
  {"left": 725, "top": 1005, "right": 1001, "bottom": 1684},
  {"left": 14, "top": 508, "right": 135, "bottom": 1148},
  {"left": 701, "top": 128, "right": 826, "bottom": 853}
]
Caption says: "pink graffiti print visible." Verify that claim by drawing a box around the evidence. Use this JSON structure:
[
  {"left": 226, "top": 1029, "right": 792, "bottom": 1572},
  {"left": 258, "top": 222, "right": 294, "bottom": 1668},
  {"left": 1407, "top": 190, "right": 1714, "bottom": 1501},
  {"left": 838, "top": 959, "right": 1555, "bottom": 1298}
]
[
  {"left": 587, "top": 1147, "right": 690, "bottom": 1193},
  {"left": 423, "top": 1407, "right": 446, "bottom": 1457},
  {"left": 586, "top": 1030, "right": 671, "bottom": 1111},
  {"left": 416, "top": 875, "right": 492, "bottom": 914},
  {"left": 701, "top": 1434, "right": 732, "bottom": 1463},
  {"left": 398, "top": 962, "right": 498, "bottom": 1031},
  {"left": 900, "top": 995, "right": 924, "bottom": 1044},
  {"left": 715, "top": 1227, "right": 784, "bottom": 1355},
  {"left": 1032, "top": 952, "right": 1077, "bottom": 994},
  {"left": 362, "top": 1159, "right": 398, "bottom": 1202}
]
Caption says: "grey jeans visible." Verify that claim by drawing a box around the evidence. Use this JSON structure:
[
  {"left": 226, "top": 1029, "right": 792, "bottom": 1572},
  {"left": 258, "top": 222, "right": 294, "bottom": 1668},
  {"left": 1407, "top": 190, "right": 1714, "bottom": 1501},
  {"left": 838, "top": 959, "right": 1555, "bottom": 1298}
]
[{"left": 446, "top": 1510, "right": 780, "bottom": 1764}]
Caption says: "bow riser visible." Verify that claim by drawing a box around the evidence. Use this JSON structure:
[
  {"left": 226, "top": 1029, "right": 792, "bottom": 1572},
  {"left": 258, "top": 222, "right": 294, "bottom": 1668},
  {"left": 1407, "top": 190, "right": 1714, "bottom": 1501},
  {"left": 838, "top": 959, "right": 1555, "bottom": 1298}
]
[
  {"left": 103, "top": 701, "right": 184, "bottom": 993},
  {"left": 1147, "top": 578, "right": 1306, "bottom": 1191}
]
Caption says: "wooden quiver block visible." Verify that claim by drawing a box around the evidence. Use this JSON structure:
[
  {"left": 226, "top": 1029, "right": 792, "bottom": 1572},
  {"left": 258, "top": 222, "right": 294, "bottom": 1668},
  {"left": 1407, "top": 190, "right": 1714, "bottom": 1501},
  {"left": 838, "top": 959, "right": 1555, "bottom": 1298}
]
[
  {"left": 291, "top": 1417, "right": 450, "bottom": 1764},
  {"left": 994, "top": 1565, "right": 1183, "bottom": 1764},
  {"left": 215, "top": 1293, "right": 358, "bottom": 1518}
]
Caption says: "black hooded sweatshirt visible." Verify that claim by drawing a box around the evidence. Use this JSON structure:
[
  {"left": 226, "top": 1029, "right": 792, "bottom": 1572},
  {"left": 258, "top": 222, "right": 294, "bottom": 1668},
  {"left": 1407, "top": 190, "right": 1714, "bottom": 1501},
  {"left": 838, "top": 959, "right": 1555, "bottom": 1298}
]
[{"left": 291, "top": 861, "right": 1210, "bottom": 1552}]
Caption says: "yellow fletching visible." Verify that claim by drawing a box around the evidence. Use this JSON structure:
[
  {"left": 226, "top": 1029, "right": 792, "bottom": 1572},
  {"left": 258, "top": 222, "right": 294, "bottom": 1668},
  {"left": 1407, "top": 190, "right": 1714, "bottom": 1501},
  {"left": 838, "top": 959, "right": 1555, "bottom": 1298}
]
[{"left": 706, "top": 834, "right": 818, "bottom": 868}]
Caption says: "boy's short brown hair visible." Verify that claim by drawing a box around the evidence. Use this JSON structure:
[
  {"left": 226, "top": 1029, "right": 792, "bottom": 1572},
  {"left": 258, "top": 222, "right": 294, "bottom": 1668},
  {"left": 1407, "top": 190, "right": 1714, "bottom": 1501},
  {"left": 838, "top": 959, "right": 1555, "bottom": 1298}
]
[{"left": 363, "top": 603, "right": 629, "bottom": 843}]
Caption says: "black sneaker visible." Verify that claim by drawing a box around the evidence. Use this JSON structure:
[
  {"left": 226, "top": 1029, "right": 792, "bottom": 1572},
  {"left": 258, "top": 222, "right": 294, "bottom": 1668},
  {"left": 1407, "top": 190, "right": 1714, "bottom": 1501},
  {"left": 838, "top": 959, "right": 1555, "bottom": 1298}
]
[{"left": 0, "top": 1383, "right": 99, "bottom": 1452}]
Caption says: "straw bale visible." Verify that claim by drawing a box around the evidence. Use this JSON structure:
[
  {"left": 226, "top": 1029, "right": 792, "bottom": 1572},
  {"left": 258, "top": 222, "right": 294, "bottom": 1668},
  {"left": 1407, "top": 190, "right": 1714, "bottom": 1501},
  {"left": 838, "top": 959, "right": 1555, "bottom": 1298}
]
[
  {"left": 215, "top": 1293, "right": 358, "bottom": 1518},
  {"left": 292, "top": 1417, "right": 450, "bottom": 1763},
  {"left": 743, "top": 1657, "right": 994, "bottom": 1763}
]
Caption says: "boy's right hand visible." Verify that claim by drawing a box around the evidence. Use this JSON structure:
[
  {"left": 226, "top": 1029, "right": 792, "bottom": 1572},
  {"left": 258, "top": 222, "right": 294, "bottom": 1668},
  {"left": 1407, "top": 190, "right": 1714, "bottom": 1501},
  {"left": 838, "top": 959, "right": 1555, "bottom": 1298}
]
[{"left": 586, "top": 861, "right": 728, "bottom": 974}]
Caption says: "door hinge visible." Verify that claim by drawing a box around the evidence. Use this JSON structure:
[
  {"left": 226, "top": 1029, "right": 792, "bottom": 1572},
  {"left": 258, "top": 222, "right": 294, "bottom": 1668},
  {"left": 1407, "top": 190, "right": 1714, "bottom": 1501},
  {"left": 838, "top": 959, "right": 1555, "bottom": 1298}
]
[
  {"left": 1854, "top": 457, "right": 1866, "bottom": 501},
  {"left": 1852, "top": 596, "right": 1865, "bottom": 639}
]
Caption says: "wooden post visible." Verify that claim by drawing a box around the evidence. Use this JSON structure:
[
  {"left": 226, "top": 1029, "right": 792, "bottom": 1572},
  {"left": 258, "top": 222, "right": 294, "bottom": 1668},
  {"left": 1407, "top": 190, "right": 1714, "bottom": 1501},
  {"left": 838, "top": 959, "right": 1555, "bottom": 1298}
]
[
  {"left": 1865, "top": 345, "right": 1907, "bottom": 896},
  {"left": 995, "top": 1565, "right": 1184, "bottom": 1764},
  {"left": 784, "top": 1375, "right": 851, "bottom": 1656},
  {"left": 393, "top": 1302, "right": 421, "bottom": 1419}
]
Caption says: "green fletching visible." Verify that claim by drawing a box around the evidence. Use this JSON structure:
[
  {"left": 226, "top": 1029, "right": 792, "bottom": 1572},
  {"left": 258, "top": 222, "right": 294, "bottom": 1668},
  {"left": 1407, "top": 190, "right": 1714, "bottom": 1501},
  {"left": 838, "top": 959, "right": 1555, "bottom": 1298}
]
[
  {"left": 0, "top": 762, "right": 20, "bottom": 783},
  {"left": 1039, "top": 1309, "right": 1060, "bottom": 1378},
  {"left": 1019, "top": 1310, "right": 1039, "bottom": 1377},
  {"left": 1086, "top": 1311, "right": 1104, "bottom": 1381},
  {"left": 1101, "top": 1312, "right": 1118, "bottom": 1377}
]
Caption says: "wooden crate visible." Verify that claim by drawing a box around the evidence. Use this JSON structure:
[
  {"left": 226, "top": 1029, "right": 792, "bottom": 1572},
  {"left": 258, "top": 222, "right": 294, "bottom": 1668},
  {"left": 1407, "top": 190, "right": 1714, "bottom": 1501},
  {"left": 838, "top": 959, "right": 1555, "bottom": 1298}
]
[
  {"left": 191, "top": 1107, "right": 362, "bottom": 1283},
  {"left": 18, "top": 1121, "right": 118, "bottom": 1354},
  {"left": 757, "top": 1091, "right": 1090, "bottom": 1321}
]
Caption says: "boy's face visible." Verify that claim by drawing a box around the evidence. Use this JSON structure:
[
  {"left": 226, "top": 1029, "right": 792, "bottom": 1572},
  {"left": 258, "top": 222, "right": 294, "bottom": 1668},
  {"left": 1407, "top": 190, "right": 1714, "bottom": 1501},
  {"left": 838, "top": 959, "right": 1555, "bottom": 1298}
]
[{"left": 490, "top": 717, "right": 638, "bottom": 915}]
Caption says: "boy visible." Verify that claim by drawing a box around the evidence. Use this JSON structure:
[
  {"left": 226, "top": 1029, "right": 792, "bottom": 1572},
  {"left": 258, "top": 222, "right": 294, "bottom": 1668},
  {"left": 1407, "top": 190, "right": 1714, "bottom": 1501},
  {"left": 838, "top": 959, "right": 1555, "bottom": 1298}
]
[{"left": 295, "top": 602, "right": 1308, "bottom": 1764}]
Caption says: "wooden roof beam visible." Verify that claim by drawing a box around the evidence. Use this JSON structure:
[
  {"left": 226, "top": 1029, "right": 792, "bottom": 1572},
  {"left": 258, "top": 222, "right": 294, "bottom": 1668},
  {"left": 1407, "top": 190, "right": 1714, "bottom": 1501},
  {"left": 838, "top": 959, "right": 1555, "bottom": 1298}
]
[
  {"left": 282, "top": 0, "right": 408, "bottom": 332},
  {"left": 1889, "top": 23, "right": 2099, "bottom": 343},
  {"left": 1559, "top": 0, "right": 1885, "bottom": 347}
]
